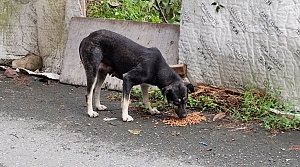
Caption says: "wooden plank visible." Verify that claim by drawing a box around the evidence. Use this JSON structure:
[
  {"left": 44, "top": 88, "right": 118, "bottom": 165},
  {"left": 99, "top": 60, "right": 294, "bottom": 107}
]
[{"left": 170, "top": 64, "right": 187, "bottom": 78}]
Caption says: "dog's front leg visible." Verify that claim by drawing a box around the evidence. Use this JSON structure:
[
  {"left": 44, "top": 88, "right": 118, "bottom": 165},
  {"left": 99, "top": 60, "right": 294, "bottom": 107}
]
[
  {"left": 121, "top": 96, "right": 133, "bottom": 122},
  {"left": 140, "top": 84, "right": 160, "bottom": 115},
  {"left": 121, "top": 75, "right": 134, "bottom": 122}
]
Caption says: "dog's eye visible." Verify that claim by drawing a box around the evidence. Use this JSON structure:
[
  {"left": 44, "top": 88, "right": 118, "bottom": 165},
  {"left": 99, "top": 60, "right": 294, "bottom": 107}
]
[{"left": 173, "top": 99, "right": 181, "bottom": 106}]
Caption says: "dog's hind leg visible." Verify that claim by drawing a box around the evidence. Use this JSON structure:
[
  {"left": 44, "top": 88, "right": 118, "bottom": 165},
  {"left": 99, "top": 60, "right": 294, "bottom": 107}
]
[
  {"left": 94, "top": 71, "right": 107, "bottom": 111},
  {"left": 140, "top": 84, "right": 160, "bottom": 115},
  {"left": 86, "top": 73, "right": 99, "bottom": 118}
]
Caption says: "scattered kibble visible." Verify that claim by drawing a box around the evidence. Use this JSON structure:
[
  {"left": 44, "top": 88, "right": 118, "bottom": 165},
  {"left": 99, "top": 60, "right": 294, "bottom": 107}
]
[{"left": 163, "top": 112, "right": 206, "bottom": 127}]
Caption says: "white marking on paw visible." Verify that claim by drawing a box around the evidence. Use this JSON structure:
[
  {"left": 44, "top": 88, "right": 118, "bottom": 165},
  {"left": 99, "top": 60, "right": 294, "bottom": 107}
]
[
  {"left": 96, "top": 104, "right": 107, "bottom": 111},
  {"left": 122, "top": 115, "right": 134, "bottom": 122},
  {"left": 149, "top": 108, "right": 160, "bottom": 115},
  {"left": 88, "top": 111, "right": 99, "bottom": 118},
  {"left": 121, "top": 96, "right": 133, "bottom": 122}
]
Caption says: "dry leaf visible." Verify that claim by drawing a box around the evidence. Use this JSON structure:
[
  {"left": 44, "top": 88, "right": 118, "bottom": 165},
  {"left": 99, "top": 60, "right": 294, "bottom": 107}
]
[
  {"left": 128, "top": 129, "right": 142, "bottom": 135},
  {"left": 108, "top": 0, "right": 119, "bottom": 7},
  {"left": 4, "top": 67, "right": 18, "bottom": 78},
  {"left": 213, "top": 112, "right": 226, "bottom": 121},
  {"left": 289, "top": 145, "right": 300, "bottom": 151}
]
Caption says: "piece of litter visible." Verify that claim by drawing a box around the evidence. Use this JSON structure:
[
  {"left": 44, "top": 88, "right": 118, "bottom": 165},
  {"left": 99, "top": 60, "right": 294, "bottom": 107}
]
[
  {"left": 128, "top": 129, "right": 142, "bottom": 135},
  {"left": 200, "top": 142, "right": 208, "bottom": 146},
  {"left": 18, "top": 68, "right": 60, "bottom": 80},
  {"left": 103, "top": 117, "right": 117, "bottom": 121}
]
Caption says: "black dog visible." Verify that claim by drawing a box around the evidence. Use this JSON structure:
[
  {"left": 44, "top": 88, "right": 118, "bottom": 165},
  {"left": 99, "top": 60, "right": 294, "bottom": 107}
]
[{"left": 79, "top": 29, "right": 194, "bottom": 121}]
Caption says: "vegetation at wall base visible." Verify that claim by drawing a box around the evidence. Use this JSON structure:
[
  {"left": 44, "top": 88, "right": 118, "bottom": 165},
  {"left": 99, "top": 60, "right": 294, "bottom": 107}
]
[
  {"left": 86, "top": 0, "right": 182, "bottom": 23},
  {"left": 107, "top": 85, "right": 300, "bottom": 131}
]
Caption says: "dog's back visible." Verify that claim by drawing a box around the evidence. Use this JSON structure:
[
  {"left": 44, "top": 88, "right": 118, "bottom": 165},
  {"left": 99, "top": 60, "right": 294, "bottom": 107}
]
[{"left": 80, "top": 29, "right": 166, "bottom": 79}]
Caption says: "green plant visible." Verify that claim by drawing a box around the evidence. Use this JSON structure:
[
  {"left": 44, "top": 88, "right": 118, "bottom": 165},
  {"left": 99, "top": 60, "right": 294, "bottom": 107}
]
[
  {"left": 187, "top": 94, "right": 200, "bottom": 108},
  {"left": 187, "top": 94, "right": 219, "bottom": 111},
  {"left": 87, "top": 0, "right": 162, "bottom": 23},
  {"left": 129, "top": 88, "right": 171, "bottom": 110},
  {"left": 233, "top": 87, "right": 300, "bottom": 131},
  {"left": 131, "top": 87, "right": 143, "bottom": 100},
  {"left": 148, "top": 89, "right": 172, "bottom": 109},
  {"left": 154, "top": 0, "right": 182, "bottom": 23},
  {"left": 87, "top": 0, "right": 182, "bottom": 23},
  {"left": 107, "top": 92, "right": 122, "bottom": 101},
  {"left": 199, "top": 95, "right": 218, "bottom": 111},
  {"left": 263, "top": 115, "right": 300, "bottom": 131}
]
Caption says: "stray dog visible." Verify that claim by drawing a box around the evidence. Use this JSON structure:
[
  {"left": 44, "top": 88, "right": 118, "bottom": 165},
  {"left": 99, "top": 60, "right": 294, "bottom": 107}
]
[{"left": 79, "top": 29, "right": 194, "bottom": 121}]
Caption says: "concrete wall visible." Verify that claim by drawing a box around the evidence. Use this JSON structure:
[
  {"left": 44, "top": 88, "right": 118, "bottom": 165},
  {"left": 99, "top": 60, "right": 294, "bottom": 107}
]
[
  {"left": 0, "top": 0, "right": 85, "bottom": 73},
  {"left": 179, "top": 0, "right": 300, "bottom": 106},
  {"left": 60, "top": 17, "right": 180, "bottom": 90}
]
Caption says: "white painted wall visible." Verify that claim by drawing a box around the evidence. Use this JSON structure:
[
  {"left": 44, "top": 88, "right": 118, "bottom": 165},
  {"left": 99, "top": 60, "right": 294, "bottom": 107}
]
[
  {"left": 0, "top": 0, "right": 85, "bottom": 74},
  {"left": 179, "top": 0, "right": 300, "bottom": 106}
]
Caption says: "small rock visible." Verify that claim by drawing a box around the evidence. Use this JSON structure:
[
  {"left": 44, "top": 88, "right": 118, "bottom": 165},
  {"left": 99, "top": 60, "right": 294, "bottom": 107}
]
[{"left": 12, "top": 53, "right": 43, "bottom": 71}]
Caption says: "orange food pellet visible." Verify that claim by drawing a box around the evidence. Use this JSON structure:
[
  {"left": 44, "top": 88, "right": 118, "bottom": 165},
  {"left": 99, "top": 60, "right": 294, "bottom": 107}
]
[{"left": 162, "top": 112, "right": 206, "bottom": 127}]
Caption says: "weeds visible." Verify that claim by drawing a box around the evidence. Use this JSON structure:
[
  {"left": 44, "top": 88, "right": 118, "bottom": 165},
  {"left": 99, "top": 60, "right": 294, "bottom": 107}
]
[
  {"left": 107, "top": 85, "right": 299, "bottom": 131},
  {"left": 87, "top": 0, "right": 162, "bottom": 22},
  {"left": 235, "top": 88, "right": 299, "bottom": 131},
  {"left": 87, "top": 0, "right": 182, "bottom": 23}
]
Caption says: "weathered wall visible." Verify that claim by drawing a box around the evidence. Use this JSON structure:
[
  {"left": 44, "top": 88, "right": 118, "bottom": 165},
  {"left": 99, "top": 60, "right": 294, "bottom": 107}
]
[
  {"left": 60, "top": 17, "right": 180, "bottom": 90},
  {"left": 0, "top": 0, "right": 84, "bottom": 74},
  {"left": 179, "top": 0, "right": 300, "bottom": 106}
]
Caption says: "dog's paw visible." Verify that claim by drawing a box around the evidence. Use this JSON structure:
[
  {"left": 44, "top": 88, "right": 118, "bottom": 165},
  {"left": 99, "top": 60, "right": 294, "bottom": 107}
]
[
  {"left": 88, "top": 111, "right": 99, "bottom": 118},
  {"left": 149, "top": 108, "right": 160, "bottom": 115},
  {"left": 122, "top": 115, "right": 134, "bottom": 122},
  {"left": 96, "top": 104, "right": 107, "bottom": 111}
]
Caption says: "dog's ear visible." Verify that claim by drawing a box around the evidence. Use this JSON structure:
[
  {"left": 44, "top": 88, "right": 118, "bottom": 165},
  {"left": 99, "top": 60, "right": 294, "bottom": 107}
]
[
  {"left": 184, "top": 82, "right": 195, "bottom": 93},
  {"left": 162, "top": 85, "right": 172, "bottom": 100}
]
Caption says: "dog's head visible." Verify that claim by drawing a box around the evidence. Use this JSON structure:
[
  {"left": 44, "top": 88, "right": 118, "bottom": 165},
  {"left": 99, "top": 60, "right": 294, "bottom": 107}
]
[{"left": 162, "top": 82, "right": 194, "bottom": 118}]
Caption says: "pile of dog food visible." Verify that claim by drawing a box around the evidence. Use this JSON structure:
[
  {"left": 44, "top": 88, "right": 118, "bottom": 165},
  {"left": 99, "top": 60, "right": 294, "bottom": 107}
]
[{"left": 163, "top": 112, "right": 206, "bottom": 127}]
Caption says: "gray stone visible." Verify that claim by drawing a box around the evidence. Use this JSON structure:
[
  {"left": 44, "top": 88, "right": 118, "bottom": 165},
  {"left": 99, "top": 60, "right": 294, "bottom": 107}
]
[{"left": 12, "top": 53, "right": 43, "bottom": 71}]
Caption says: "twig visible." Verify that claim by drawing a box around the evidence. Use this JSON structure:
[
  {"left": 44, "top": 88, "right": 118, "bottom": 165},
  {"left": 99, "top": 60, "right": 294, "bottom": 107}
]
[
  {"left": 155, "top": 0, "right": 168, "bottom": 23},
  {"left": 10, "top": 133, "right": 19, "bottom": 139}
]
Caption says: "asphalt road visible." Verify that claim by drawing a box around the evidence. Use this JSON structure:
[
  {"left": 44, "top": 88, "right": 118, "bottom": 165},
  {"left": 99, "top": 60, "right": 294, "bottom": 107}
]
[{"left": 0, "top": 71, "right": 299, "bottom": 167}]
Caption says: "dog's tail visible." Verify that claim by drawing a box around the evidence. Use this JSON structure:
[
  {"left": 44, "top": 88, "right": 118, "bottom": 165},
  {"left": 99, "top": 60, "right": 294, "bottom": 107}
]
[{"left": 79, "top": 38, "right": 86, "bottom": 61}]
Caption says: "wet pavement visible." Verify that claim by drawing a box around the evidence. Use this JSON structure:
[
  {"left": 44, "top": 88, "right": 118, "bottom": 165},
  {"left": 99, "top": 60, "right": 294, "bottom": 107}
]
[{"left": 0, "top": 70, "right": 299, "bottom": 167}]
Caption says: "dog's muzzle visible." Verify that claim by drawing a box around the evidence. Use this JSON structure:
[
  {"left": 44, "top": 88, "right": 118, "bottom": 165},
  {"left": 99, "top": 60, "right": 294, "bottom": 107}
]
[{"left": 174, "top": 105, "right": 187, "bottom": 118}]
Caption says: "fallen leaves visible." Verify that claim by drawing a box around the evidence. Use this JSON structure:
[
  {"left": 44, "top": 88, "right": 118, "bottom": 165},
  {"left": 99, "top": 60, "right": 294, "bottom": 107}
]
[
  {"left": 13, "top": 74, "right": 30, "bottom": 85},
  {"left": 191, "top": 83, "right": 243, "bottom": 112},
  {"left": 128, "top": 129, "right": 142, "bottom": 135},
  {"left": 289, "top": 145, "right": 300, "bottom": 151},
  {"left": 213, "top": 112, "right": 226, "bottom": 122},
  {"left": 4, "top": 67, "right": 18, "bottom": 78},
  {"left": 163, "top": 112, "right": 206, "bottom": 127},
  {"left": 2, "top": 67, "right": 31, "bottom": 85}
]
